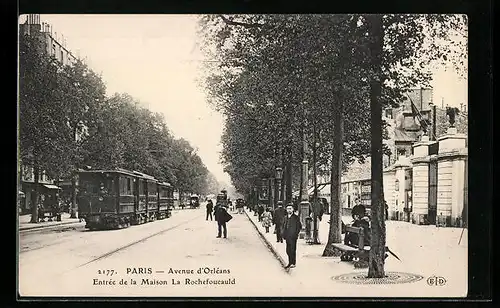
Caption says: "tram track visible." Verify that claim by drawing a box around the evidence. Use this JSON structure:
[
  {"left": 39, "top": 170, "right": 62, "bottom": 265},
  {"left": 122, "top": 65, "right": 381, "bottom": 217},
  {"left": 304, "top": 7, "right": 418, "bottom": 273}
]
[{"left": 59, "top": 211, "right": 204, "bottom": 276}]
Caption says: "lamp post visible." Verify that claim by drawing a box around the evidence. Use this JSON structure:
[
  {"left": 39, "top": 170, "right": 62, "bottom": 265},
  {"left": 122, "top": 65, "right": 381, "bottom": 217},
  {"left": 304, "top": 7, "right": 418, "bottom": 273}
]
[
  {"left": 261, "top": 178, "right": 268, "bottom": 209},
  {"left": 276, "top": 167, "right": 283, "bottom": 203},
  {"left": 299, "top": 110, "right": 310, "bottom": 241}
]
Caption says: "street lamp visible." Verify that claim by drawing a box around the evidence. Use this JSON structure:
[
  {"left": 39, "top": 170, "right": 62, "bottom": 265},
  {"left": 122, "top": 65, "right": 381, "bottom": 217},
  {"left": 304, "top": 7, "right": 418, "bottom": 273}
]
[
  {"left": 261, "top": 178, "right": 268, "bottom": 202},
  {"left": 297, "top": 101, "right": 311, "bottom": 240},
  {"left": 275, "top": 167, "right": 283, "bottom": 204}
]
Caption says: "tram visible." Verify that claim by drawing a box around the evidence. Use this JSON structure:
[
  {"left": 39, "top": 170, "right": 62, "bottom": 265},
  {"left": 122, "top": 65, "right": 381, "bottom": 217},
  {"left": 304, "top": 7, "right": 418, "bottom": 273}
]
[{"left": 77, "top": 168, "right": 174, "bottom": 230}]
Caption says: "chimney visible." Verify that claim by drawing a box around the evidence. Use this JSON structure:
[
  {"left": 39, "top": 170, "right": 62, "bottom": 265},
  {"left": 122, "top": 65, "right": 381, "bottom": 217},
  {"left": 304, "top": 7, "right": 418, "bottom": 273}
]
[{"left": 32, "top": 15, "right": 41, "bottom": 31}]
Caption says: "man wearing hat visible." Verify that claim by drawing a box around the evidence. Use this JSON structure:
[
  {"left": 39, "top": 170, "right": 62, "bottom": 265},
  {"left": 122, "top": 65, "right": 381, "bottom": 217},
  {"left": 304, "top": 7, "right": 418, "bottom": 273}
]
[{"left": 273, "top": 201, "right": 287, "bottom": 243}]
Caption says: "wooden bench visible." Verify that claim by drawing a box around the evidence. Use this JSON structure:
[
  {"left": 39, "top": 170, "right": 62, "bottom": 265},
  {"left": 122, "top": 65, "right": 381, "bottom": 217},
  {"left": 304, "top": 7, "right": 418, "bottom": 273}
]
[
  {"left": 38, "top": 209, "right": 61, "bottom": 222},
  {"left": 332, "top": 226, "right": 369, "bottom": 262}
]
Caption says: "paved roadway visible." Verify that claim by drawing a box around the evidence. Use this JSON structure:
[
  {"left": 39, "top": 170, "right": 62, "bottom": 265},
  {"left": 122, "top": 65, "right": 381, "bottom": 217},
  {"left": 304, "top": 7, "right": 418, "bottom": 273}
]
[{"left": 18, "top": 206, "right": 296, "bottom": 297}]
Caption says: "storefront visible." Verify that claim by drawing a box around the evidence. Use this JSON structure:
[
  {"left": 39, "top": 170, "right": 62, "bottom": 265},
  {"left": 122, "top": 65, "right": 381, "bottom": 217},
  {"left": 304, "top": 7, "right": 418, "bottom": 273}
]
[{"left": 19, "top": 182, "right": 62, "bottom": 214}]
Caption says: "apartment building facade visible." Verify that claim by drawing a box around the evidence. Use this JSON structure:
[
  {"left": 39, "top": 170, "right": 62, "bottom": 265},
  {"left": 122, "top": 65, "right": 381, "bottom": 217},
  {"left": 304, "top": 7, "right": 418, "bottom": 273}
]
[{"left": 18, "top": 14, "right": 80, "bottom": 213}]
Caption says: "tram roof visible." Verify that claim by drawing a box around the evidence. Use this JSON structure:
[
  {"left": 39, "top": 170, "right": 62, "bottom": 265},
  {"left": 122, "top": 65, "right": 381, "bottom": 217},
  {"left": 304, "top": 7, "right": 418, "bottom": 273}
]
[
  {"left": 131, "top": 170, "right": 157, "bottom": 180},
  {"left": 78, "top": 168, "right": 157, "bottom": 180}
]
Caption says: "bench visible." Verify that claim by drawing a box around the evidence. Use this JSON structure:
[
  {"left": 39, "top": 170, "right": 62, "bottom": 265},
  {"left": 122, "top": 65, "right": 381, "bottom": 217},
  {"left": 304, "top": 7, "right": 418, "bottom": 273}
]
[
  {"left": 332, "top": 225, "right": 369, "bottom": 262},
  {"left": 38, "top": 209, "right": 61, "bottom": 222}
]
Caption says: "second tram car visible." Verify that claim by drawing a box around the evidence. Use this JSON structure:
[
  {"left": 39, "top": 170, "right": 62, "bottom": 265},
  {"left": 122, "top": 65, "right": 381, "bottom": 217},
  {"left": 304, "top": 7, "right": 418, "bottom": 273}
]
[
  {"left": 78, "top": 168, "right": 174, "bottom": 230},
  {"left": 158, "top": 181, "right": 173, "bottom": 220}
]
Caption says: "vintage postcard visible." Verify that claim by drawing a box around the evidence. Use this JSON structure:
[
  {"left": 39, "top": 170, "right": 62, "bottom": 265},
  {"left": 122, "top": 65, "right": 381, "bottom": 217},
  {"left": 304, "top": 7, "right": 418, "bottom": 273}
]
[{"left": 18, "top": 14, "right": 469, "bottom": 298}]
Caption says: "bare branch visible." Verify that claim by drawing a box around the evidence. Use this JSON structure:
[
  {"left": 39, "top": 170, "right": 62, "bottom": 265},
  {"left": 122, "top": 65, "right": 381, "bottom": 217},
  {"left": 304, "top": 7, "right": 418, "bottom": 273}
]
[{"left": 217, "top": 15, "right": 265, "bottom": 28}]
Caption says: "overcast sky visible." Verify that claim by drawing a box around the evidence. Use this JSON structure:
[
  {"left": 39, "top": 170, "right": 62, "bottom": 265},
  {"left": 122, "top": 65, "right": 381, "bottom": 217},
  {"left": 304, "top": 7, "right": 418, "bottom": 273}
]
[{"left": 21, "top": 15, "right": 467, "bottom": 184}]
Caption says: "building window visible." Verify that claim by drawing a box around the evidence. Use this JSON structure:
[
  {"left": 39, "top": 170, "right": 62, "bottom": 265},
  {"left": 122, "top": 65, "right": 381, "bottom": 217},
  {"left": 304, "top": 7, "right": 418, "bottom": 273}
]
[
  {"left": 395, "top": 179, "right": 399, "bottom": 191},
  {"left": 60, "top": 50, "right": 64, "bottom": 63}
]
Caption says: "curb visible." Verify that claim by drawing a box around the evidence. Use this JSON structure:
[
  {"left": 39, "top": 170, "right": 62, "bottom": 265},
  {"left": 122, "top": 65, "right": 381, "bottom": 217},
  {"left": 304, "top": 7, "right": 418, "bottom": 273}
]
[
  {"left": 19, "top": 220, "right": 82, "bottom": 232},
  {"left": 244, "top": 209, "right": 289, "bottom": 273}
]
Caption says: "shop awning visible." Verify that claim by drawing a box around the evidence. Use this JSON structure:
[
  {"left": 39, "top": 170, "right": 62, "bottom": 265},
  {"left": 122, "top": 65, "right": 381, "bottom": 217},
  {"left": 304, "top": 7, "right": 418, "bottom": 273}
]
[
  {"left": 43, "top": 184, "right": 61, "bottom": 190},
  {"left": 318, "top": 184, "right": 331, "bottom": 197},
  {"left": 18, "top": 191, "right": 25, "bottom": 196}
]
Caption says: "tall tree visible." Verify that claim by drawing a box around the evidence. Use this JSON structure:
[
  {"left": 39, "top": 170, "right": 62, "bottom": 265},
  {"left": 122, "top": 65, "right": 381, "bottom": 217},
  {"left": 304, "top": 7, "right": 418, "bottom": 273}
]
[{"left": 19, "top": 32, "right": 72, "bottom": 222}]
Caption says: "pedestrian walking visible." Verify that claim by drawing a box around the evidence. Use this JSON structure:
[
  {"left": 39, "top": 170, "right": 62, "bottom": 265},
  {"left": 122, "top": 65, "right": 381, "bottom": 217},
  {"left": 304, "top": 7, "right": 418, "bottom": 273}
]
[
  {"left": 261, "top": 207, "right": 273, "bottom": 233},
  {"left": 257, "top": 204, "right": 264, "bottom": 222},
  {"left": 273, "top": 201, "right": 286, "bottom": 242},
  {"left": 282, "top": 204, "right": 302, "bottom": 269},
  {"left": 384, "top": 200, "right": 389, "bottom": 220},
  {"left": 206, "top": 200, "right": 214, "bottom": 221},
  {"left": 214, "top": 202, "right": 232, "bottom": 238}
]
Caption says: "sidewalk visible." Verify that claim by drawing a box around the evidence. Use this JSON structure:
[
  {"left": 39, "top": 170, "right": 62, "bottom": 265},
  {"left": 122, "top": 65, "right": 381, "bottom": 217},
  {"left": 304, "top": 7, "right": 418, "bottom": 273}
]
[
  {"left": 19, "top": 212, "right": 83, "bottom": 231},
  {"left": 244, "top": 207, "right": 468, "bottom": 297}
]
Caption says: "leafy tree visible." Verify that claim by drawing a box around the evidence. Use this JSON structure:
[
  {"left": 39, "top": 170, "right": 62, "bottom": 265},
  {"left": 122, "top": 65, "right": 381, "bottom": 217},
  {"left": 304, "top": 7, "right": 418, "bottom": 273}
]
[
  {"left": 57, "top": 60, "right": 107, "bottom": 217},
  {"left": 359, "top": 14, "right": 467, "bottom": 276},
  {"left": 199, "top": 14, "right": 466, "bottom": 277},
  {"left": 19, "top": 32, "right": 78, "bottom": 222}
]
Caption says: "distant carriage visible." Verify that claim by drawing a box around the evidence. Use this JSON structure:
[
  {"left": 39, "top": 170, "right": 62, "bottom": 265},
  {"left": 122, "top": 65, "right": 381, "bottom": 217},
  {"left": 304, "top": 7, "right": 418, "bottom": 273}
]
[
  {"left": 189, "top": 195, "right": 200, "bottom": 208},
  {"left": 77, "top": 168, "right": 174, "bottom": 230},
  {"left": 216, "top": 190, "right": 228, "bottom": 207}
]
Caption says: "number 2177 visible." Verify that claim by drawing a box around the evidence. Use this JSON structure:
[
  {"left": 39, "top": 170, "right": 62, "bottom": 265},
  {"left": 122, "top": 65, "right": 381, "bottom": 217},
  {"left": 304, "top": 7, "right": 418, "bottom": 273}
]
[{"left": 97, "top": 269, "right": 116, "bottom": 276}]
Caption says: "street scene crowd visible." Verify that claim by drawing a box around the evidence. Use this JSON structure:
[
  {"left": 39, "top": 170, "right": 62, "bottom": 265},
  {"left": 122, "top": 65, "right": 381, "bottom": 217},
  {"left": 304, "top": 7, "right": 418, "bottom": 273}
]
[{"left": 18, "top": 14, "right": 470, "bottom": 297}]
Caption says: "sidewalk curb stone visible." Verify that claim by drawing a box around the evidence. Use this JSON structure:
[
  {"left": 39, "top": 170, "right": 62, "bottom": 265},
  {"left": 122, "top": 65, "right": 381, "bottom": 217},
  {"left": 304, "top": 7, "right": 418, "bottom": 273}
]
[
  {"left": 19, "top": 220, "right": 82, "bottom": 231},
  {"left": 244, "top": 208, "right": 290, "bottom": 273}
]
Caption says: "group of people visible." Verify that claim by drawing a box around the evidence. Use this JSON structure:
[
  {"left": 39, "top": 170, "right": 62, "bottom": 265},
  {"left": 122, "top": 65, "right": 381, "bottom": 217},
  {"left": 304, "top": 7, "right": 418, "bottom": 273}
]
[{"left": 256, "top": 201, "right": 302, "bottom": 269}]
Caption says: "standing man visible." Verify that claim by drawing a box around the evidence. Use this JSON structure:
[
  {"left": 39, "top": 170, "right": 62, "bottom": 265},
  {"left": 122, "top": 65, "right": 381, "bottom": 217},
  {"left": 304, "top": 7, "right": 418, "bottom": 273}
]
[
  {"left": 282, "top": 204, "right": 302, "bottom": 269},
  {"left": 273, "top": 201, "right": 286, "bottom": 243},
  {"left": 214, "top": 202, "right": 231, "bottom": 238},
  {"left": 206, "top": 200, "right": 214, "bottom": 221}
]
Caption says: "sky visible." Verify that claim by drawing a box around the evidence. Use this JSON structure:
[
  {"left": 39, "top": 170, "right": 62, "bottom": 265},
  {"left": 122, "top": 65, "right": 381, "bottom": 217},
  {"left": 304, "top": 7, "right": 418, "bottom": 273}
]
[{"left": 21, "top": 15, "right": 467, "bottom": 185}]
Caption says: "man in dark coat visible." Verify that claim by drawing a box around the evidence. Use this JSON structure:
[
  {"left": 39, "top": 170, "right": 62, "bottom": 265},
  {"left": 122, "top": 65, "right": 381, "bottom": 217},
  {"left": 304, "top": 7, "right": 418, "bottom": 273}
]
[
  {"left": 257, "top": 204, "right": 265, "bottom": 222},
  {"left": 351, "top": 202, "right": 366, "bottom": 220},
  {"left": 344, "top": 214, "right": 371, "bottom": 246},
  {"left": 273, "top": 201, "right": 286, "bottom": 243},
  {"left": 214, "top": 203, "right": 231, "bottom": 238},
  {"left": 282, "top": 204, "right": 302, "bottom": 269},
  {"left": 206, "top": 200, "right": 214, "bottom": 221}
]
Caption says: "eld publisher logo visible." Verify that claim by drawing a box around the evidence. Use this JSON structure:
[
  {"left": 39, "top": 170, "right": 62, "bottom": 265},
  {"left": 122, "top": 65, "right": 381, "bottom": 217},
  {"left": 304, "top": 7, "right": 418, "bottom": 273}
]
[{"left": 427, "top": 276, "right": 447, "bottom": 286}]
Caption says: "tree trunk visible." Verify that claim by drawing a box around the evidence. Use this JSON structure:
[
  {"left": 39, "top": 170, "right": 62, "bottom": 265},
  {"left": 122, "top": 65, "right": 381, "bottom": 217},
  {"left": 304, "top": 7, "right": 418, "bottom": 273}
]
[
  {"left": 280, "top": 163, "right": 285, "bottom": 203},
  {"left": 29, "top": 163, "right": 40, "bottom": 223},
  {"left": 285, "top": 150, "right": 293, "bottom": 206},
  {"left": 70, "top": 174, "right": 78, "bottom": 218},
  {"left": 298, "top": 138, "right": 303, "bottom": 207},
  {"left": 367, "top": 14, "right": 386, "bottom": 278},
  {"left": 312, "top": 122, "right": 320, "bottom": 244},
  {"left": 323, "top": 99, "right": 344, "bottom": 256}
]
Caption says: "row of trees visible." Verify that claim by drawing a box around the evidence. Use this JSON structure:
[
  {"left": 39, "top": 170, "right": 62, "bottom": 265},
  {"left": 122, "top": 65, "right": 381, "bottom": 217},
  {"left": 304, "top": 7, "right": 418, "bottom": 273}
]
[
  {"left": 199, "top": 14, "right": 467, "bottom": 277},
  {"left": 19, "top": 31, "right": 215, "bottom": 222}
]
